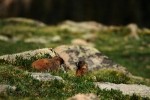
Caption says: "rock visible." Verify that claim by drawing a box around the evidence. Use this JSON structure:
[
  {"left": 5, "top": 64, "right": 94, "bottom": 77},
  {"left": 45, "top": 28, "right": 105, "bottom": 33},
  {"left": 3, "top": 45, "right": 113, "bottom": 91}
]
[
  {"left": 142, "top": 28, "right": 150, "bottom": 34},
  {"left": 0, "top": 35, "right": 9, "bottom": 42},
  {"left": 59, "top": 20, "right": 106, "bottom": 33},
  {"left": 127, "top": 23, "right": 140, "bottom": 40},
  {"left": 54, "top": 45, "right": 127, "bottom": 73},
  {"left": 4, "top": 17, "right": 46, "bottom": 27},
  {"left": 71, "top": 38, "right": 94, "bottom": 47},
  {"left": 82, "top": 33, "right": 97, "bottom": 42},
  {"left": 32, "top": 56, "right": 64, "bottom": 71},
  {"left": 24, "top": 37, "right": 48, "bottom": 44},
  {"left": 51, "top": 35, "right": 61, "bottom": 42},
  {"left": 95, "top": 82, "right": 150, "bottom": 98},
  {"left": 0, "top": 48, "right": 57, "bottom": 64},
  {"left": 67, "top": 93, "right": 99, "bottom": 100},
  {"left": 30, "top": 72, "right": 64, "bottom": 81},
  {"left": 0, "top": 85, "right": 16, "bottom": 94},
  {"left": 24, "top": 35, "right": 61, "bottom": 44},
  {"left": 146, "top": 65, "right": 150, "bottom": 70}
]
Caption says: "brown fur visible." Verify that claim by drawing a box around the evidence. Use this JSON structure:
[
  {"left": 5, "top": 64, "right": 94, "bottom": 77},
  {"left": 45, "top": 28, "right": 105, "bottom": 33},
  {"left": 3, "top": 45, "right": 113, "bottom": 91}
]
[
  {"left": 76, "top": 61, "right": 88, "bottom": 76},
  {"left": 32, "top": 56, "right": 64, "bottom": 71}
]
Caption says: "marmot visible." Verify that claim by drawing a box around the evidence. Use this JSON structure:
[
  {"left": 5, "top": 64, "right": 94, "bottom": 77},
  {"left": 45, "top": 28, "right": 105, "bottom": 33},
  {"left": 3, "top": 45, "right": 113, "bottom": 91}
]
[
  {"left": 76, "top": 60, "right": 88, "bottom": 76},
  {"left": 32, "top": 56, "right": 64, "bottom": 71}
]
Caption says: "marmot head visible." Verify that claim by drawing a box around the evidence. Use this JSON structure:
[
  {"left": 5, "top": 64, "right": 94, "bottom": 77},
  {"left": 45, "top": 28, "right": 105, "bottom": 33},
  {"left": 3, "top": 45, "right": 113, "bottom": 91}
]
[
  {"left": 76, "top": 60, "right": 88, "bottom": 76},
  {"left": 53, "top": 56, "right": 64, "bottom": 65}
]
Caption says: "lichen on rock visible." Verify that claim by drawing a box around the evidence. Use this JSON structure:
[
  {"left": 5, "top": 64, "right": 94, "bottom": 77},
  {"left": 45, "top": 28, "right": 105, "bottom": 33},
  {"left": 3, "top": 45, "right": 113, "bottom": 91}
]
[
  {"left": 54, "top": 45, "right": 128, "bottom": 73},
  {"left": 30, "top": 72, "right": 64, "bottom": 81},
  {"left": 0, "top": 48, "right": 57, "bottom": 67}
]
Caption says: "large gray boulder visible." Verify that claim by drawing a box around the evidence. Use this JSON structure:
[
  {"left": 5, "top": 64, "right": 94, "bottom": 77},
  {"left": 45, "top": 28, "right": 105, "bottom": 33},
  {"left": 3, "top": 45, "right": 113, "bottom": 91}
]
[{"left": 54, "top": 45, "right": 127, "bottom": 73}]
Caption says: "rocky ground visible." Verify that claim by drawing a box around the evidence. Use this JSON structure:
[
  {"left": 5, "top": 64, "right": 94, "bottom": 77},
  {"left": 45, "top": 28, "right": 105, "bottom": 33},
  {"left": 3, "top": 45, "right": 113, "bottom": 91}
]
[{"left": 0, "top": 18, "right": 150, "bottom": 99}]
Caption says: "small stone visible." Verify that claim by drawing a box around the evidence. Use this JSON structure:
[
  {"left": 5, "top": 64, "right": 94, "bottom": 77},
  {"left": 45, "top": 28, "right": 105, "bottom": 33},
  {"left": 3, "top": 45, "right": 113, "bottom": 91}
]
[
  {"left": 30, "top": 72, "right": 64, "bottom": 81},
  {"left": 67, "top": 93, "right": 99, "bottom": 100},
  {"left": 71, "top": 38, "right": 94, "bottom": 47},
  {"left": 82, "top": 33, "right": 97, "bottom": 42},
  {"left": 146, "top": 66, "right": 150, "bottom": 70},
  {"left": 72, "top": 39, "right": 88, "bottom": 45},
  {"left": 24, "top": 37, "right": 48, "bottom": 44},
  {"left": 0, "top": 85, "right": 16, "bottom": 93},
  {"left": 127, "top": 23, "right": 140, "bottom": 40},
  {"left": 51, "top": 35, "right": 61, "bottom": 42},
  {"left": 0, "top": 35, "right": 9, "bottom": 42}
]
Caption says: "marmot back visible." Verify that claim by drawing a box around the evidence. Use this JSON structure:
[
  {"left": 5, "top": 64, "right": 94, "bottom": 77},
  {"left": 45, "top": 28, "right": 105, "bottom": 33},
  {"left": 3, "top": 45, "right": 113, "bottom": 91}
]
[{"left": 32, "top": 56, "right": 64, "bottom": 71}]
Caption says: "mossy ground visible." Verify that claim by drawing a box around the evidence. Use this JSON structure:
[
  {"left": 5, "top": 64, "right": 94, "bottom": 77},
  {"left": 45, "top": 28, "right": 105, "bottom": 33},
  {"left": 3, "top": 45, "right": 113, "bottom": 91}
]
[
  {"left": 0, "top": 65, "right": 149, "bottom": 100},
  {"left": 0, "top": 19, "right": 150, "bottom": 99}
]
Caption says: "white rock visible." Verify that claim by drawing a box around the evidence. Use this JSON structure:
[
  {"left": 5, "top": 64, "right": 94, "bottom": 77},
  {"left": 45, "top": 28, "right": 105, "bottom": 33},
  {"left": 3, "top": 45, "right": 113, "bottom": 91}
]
[
  {"left": 0, "top": 48, "right": 56, "bottom": 63},
  {"left": 51, "top": 35, "right": 61, "bottom": 42},
  {"left": 0, "top": 35, "right": 9, "bottom": 42},
  {"left": 0, "top": 85, "right": 16, "bottom": 93},
  {"left": 30, "top": 72, "right": 64, "bottom": 81},
  {"left": 59, "top": 20, "right": 106, "bottom": 33},
  {"left": 71, "top": 38, "right": 94, "bottom": 47},
  {"left": 95, "top": 82, "right": 150, "bottom": 98},
  {"left": 127, "top": 23, "right": 140, "bottom": 40},
  {"left": 24, "top": 37, "right": 48, "bottom": 44},
  {"left": 67, "top": 93, "right": 99, "bottom": 100}
]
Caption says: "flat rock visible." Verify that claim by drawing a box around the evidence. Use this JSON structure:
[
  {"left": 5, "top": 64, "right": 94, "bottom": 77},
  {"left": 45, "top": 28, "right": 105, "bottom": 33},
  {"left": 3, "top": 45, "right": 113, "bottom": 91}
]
[
  {"left": 71, "top": 38, "right": 94, "bottom": 47},
  {"left": 59, "top": 20, "right": 106, "bottom": 33},
  {"left": 0, "top": 35, "right": 9, "bottom": 42},
  {"left": 54, "top": 45, "right": 127, "bottom": 73},
  {"left": 51, "top": 35, "right": 61, "bottom": 42},
  {"left": 67, "top": 93, "right": 99, "bottom": 100},
  {"left": 3, "top": 17, "right": 46, "bottom": 27},
  {"left": 0, "top": 85, "right": 16, "bottom": 94},
  {"left": 30, "top": 72, "right": 64, "bottom": 81},
  {"left": 95, "top": 82, "right": 150, "bottom": 98},
  {"left": 0, "top": 48, "right": 57, "bottom": 64},
  {"left": 24, "top": 37, "right": 48, "bottom": 44}
]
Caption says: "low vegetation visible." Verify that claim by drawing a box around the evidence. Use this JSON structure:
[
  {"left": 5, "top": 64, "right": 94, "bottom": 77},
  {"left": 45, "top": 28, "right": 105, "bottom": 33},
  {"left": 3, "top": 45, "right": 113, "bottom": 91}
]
[
  {"left": 0, "top": 18, "right": 149, "bottom": 99},
  {"left": 0, "top": 64, "right": 149, "bottom": 99}
]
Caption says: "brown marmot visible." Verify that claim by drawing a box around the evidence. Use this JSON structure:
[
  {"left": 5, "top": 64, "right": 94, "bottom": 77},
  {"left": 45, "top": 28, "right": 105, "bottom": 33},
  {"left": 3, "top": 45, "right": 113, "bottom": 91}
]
[{"left": 32, "top": 56, "right": 64, "bottom": 71}]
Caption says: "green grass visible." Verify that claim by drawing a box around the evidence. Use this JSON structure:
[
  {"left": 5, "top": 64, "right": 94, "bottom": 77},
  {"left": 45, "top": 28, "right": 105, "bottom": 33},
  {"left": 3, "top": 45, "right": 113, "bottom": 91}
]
[
  {"left": 95, "top": 31, "right": 150, "bottom": 78},
  {"left": 0, "top": 18, "right": 150, "bottom": 99},
  {"left": 0, "top": 65, "right": 149, "bottom": 100},
  {"left": 0, "top": 41, "right": 45, "bottom": 55}
]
